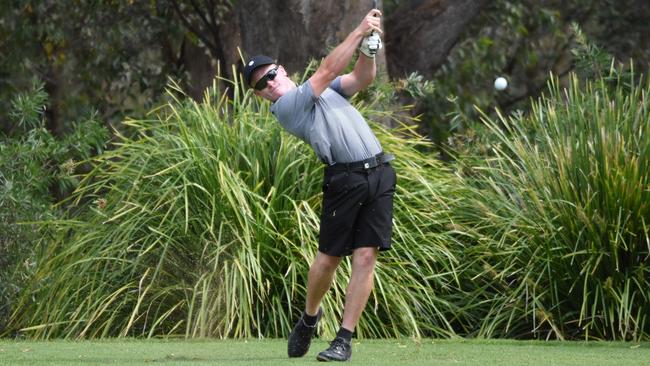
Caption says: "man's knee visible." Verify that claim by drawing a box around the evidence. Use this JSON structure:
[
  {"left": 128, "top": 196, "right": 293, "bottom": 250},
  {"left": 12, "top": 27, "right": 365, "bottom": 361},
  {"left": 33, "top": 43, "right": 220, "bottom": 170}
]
[
  {"left": 352, "top": 247, "right": 378, "bottom": 270},
  {"left": 313, "top": 251, "right": 342, "bottom": 273}
]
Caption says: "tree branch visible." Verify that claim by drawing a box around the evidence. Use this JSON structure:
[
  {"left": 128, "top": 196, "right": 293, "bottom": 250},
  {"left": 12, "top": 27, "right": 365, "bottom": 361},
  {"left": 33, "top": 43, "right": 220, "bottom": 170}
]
[{"left": 169, "top": 0, "right": 219, "bottom": 56}]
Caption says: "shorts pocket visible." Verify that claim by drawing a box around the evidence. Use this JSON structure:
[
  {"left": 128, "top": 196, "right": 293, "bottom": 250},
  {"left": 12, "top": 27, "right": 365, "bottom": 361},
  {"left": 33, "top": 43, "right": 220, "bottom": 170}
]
[{"left": 322, "top": 171, "right": 365, "bottom": 194}]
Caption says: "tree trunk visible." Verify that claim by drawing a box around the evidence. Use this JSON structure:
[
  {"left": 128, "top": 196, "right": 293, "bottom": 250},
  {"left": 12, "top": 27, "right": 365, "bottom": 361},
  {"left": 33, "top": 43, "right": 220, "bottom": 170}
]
[
  {"left": 384, "top": 0, "right": 489, "bottom": 79},
  {"left": 182, "top": 39, "right": 218, "bottom": 101},
  {"left": 235, "top": 0, "right": 385, "bottom": 76},
  {"left": 43, "top": 64, "right": 62, "bottom": 137}
]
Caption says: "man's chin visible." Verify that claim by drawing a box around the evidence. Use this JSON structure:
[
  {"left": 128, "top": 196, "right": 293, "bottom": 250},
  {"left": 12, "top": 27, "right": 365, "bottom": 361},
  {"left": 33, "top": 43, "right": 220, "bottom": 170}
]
[{"left": 270, "top": 89, "right": 285, "bottom": 101}]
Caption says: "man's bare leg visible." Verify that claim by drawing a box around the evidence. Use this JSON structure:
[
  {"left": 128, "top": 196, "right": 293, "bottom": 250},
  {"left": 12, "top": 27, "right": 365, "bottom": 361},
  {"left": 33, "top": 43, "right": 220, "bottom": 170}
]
[
  {"left": 316, "top": 247, "right": 378, "bottom": 361},
  {"left": 341, "top": 246, "right": 378, "bottom": 331},
  {"left": 305, "top": 251, "right": 342, "bottom": 315},
  {"left": 288, "top": 251, "right": 342, "bottom": 358}
]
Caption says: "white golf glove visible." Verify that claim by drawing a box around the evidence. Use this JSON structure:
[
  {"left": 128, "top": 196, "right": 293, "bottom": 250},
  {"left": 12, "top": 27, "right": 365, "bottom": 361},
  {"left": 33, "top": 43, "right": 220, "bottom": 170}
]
[{"left": 359, "top": 33, "right": 383, "bottom": 58}]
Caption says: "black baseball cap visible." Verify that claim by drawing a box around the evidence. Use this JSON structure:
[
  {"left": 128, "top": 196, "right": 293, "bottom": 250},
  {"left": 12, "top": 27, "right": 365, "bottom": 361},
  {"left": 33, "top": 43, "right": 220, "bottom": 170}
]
[{"left": 243, "top": 55, "right": 276, "bottom": 87}]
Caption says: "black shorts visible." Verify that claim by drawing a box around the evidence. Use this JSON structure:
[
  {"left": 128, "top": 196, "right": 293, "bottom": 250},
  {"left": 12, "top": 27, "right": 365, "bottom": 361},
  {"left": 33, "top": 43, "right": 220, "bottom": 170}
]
[{"left": 318, "top": 162, "right": 397, "bottom": 257}]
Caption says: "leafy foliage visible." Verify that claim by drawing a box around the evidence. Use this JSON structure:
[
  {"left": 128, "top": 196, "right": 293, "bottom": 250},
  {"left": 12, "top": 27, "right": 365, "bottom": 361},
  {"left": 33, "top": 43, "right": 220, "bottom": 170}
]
[
  {"left": 0, "top": 1, "right": 185, "bottom": 134},
  {"left": 3, "top": 2, "right": 650, "bottom": 341},
  {"left": 4, "top": 74, "right": 473, "bottom": 339},
  {"left": 4, "top": 63, "right": 649, "bottom": 340},
  {"left": 419, "top": 0, "right": 571, "bottom": 145},
  {"left": 404, "top": 0, "right": 649, "bottom": 154},
  {"left": 0, "top": 80, "right": 108, "bottom": 334},
  {"left": 456, "top": 68, "right": 649, "bottom": 340}
]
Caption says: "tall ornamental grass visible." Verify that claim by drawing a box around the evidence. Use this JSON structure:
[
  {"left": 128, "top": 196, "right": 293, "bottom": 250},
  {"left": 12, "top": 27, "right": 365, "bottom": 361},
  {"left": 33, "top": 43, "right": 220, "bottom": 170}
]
[
  {"left": 458, "top": 70, "right": 649, "bottom": 340},
  {"left": 5, "top": 71, "right": 474, "bottom": 339},
  {"left": 7, "top": 63, "right": 648, "bottom": 342}
]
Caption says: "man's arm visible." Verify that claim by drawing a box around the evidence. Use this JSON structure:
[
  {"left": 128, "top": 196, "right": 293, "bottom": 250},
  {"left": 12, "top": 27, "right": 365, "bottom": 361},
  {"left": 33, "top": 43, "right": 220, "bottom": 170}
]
[
  {"left": 309, "top": 9, "right": 382, "bottom": 98},
  {"left": 339, "top": 53, "right": 376, "bottom": 97}
]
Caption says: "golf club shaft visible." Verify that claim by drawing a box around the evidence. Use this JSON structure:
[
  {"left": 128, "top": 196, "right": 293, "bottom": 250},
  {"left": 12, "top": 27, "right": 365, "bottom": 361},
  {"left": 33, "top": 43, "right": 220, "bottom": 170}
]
[{"left": 370, "top": 0, "right": 378, "bottom": 52}]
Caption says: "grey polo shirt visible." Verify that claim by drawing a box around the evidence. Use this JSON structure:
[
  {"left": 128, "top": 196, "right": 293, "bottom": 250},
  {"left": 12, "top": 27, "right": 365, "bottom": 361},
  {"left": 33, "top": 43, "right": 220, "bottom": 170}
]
[{"left": 270, "top": 77, "right": 382, "bottom": 164}]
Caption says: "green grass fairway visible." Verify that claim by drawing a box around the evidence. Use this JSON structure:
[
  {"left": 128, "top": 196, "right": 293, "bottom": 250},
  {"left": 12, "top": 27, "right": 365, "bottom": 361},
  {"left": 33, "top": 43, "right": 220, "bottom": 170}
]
[{"left": 0, "top": 339, "right": 648, "bottom": 366}]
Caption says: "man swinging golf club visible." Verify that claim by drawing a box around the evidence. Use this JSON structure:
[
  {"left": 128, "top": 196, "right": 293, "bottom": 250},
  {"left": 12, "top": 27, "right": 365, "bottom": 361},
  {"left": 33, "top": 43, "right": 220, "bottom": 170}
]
[{"left": 243, "top": 7, "right": 394, "bottom": 362}]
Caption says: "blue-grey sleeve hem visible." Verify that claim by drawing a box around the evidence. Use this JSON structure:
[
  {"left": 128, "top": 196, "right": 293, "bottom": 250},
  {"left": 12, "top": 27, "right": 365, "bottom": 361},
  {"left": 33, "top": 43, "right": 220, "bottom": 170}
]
[
  {"left": 304, "top": 80, "right": 320, "bottom": 102},
  {"left": 329, "top": 76, "right": 351, "bottom": 99}
]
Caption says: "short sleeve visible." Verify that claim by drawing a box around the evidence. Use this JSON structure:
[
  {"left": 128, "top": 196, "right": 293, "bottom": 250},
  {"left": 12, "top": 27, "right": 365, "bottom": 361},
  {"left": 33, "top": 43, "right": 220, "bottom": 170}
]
[{"left": 329, "top": 76, "right": 351, "bottom": 99}]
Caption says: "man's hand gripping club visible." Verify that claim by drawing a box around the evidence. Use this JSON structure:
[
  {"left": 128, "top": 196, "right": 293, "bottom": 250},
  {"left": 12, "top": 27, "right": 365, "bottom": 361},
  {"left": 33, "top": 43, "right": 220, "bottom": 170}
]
[{"left": 359, "top": 6, "right": 383, "bottom": 58}]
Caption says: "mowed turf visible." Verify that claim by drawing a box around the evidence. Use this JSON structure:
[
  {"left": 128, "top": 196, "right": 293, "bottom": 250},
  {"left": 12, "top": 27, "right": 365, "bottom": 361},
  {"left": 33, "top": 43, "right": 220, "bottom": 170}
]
[{"left": 0, "top": 338, "right": 648, "bottom": 366}]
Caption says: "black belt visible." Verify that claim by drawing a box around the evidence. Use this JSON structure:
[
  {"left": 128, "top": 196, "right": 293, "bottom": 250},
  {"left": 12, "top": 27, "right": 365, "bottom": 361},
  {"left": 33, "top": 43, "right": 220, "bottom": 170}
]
[{"left": 327, "top": 152, "right": 395, "bottom": 171}]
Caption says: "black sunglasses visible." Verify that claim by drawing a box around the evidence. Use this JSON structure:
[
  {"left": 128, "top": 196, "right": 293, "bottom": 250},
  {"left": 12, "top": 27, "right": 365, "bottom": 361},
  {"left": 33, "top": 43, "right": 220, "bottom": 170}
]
[{"left": 254, "top": 65, "right": 279, "bottom": 90}]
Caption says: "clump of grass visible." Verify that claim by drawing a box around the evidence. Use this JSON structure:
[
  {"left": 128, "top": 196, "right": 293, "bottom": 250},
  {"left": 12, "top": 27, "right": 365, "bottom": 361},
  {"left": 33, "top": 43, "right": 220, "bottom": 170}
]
[
  {"left": 6, "top": 69, "right": 474, "bottom": 340},
  {"left": 458, "top": 68, "right": 650, "bottom": 340}
]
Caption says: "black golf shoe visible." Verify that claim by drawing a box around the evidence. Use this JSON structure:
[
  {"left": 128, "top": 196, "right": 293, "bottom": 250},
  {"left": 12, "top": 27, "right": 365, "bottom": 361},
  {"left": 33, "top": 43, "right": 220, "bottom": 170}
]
[
  {"left": 287, "top": 307, "right": 322, "bottom": 357},
  {"left": 316, "top": 337, "right": 352, "bottom": 362}
]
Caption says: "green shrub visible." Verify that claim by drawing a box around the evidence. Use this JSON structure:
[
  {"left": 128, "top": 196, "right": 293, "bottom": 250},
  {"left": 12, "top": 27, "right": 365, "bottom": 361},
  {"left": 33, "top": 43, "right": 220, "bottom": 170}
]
[
  {"left": 5, "top": 74, "right": 475, "bottom": 339},
  {"left": 457, "top": 68, "right": 649, "bottom": 340},
  {"left": 7, "top": 64, "right": 648, "bottom": 342},
  {"left": 0, "top": 81, "right": 108, "bottom": 333}
]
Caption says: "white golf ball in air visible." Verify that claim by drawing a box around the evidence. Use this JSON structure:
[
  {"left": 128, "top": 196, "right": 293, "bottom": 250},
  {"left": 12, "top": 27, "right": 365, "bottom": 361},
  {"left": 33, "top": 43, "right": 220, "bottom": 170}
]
[{"left": 494, "top": 77, "right": 508, "bottom": 91}]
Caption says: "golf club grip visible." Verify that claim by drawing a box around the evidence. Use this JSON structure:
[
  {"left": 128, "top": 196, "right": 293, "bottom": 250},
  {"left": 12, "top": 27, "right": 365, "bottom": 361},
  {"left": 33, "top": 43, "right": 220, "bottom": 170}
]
[{"left": 371, "top": 0, "right": 378, "bottom": 47}]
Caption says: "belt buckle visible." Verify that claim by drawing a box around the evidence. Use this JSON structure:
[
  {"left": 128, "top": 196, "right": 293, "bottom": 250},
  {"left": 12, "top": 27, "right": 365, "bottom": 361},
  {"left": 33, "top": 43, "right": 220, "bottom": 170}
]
[{"left": 364, "top": 155, "right": 379, "bottom": 169}]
